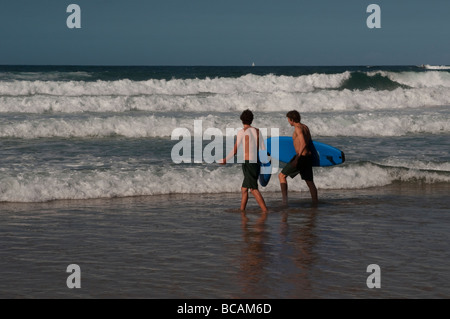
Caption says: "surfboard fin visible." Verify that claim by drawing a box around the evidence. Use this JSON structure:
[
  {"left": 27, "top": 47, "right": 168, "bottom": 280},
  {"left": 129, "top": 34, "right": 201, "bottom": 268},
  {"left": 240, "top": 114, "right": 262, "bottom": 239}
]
[{"left": 326, "top": 155, "right": 336, "bottom": 165}]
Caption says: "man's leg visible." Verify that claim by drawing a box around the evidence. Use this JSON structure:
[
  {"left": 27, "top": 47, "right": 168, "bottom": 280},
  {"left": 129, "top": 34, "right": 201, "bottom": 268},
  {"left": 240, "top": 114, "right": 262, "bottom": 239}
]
[
  {"left": 250, "top": 189, "right": 268, "bottom": 213},
  {"left": 278, "top": 172, "right": 288, "bottom": 205},
  {"left": 306, "top": 180, "right": 318, "bottom": 205},
  {"left": 240, "top": 187, "right": 249, "bottom": 211}
]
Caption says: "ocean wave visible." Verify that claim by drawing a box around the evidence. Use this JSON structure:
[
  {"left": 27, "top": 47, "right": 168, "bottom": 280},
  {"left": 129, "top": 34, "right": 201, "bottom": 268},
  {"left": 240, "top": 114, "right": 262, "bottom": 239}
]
[
  {"left": 1, "top": 71, "right": 450, "bottom": 115},
  {"left": 1, "top": 86, "right": 450, "bottom": 114},
  {"left": 2, "top": 70, "right": 450, "bottom": 98},
  {"left": 374, "top": 71, "right": 450, "bottom": 88},
  {"left": 0, "top": 110, "right": 448, "bottom": 139},
  {"left": 376, "top": 159, "right": 450, "bottom": 172},
  {"left": 0, "top": 72, "right": 350, "bottom": 97},
  {"left": 423, "top": 65, "right": 450, "bottom": 70},
  {"left": 0, "top": 71, "right": 93, "bottom": 82},
  {"left": 1, "top": 162, "right": 448, "bottom": 203},
  {"left": 306, "top": 111, "right": 450, "bottom": 137}
]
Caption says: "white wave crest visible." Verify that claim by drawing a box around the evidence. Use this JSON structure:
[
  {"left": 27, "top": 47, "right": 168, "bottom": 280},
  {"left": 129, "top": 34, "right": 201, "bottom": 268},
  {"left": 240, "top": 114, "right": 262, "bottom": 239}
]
[
  {"left": 373, "top": 71, "right": 450, "bottom": 88},
  {"left": 0, "top": 109, "right": 448, "bottom": 139},
  {"left": 0, "top": 72, "right": 351, "bottom": 97},
  {"left": 1, "top": 162, "right": 448, "bottom": 202},
  {"left": 1, "top": 86, "right": 450, "bottom": 114},
  {"left": 423, "top": 65, "right": 450, "bottom": 70}
]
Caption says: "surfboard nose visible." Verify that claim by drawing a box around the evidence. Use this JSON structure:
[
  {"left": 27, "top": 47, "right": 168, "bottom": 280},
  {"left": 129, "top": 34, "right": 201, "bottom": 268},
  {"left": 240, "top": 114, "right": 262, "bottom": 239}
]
[{"left": 340, "top": 151, "right": 345, "bottom": 163}]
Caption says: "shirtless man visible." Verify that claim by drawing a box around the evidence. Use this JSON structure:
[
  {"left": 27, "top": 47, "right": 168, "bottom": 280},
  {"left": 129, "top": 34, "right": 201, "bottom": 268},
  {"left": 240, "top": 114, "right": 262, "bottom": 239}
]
[
  {"left": 220, "top": 109, "right": 268, "bottom": 213},
  {"left": 278, "top": 110, "right": 318, "bottom": 206}
]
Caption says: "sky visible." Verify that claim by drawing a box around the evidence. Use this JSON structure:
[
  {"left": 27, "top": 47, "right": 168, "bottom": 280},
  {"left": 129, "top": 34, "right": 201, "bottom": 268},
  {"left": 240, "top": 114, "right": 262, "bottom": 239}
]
[{"left": 0, "top": 0, "right": 449, "bottom": 66}]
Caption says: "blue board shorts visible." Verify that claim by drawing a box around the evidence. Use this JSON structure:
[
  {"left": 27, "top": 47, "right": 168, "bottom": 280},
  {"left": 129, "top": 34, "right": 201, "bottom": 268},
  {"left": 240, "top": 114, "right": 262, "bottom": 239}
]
[{"left": 281, "top": 154, "right": 314, "bottom": 181}]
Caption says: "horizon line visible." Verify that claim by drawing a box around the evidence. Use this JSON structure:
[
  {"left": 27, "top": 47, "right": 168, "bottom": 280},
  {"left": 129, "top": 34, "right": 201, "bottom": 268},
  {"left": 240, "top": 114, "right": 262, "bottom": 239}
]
[{"left": 0, "top": 63, "right": 431, "bottom": 67}]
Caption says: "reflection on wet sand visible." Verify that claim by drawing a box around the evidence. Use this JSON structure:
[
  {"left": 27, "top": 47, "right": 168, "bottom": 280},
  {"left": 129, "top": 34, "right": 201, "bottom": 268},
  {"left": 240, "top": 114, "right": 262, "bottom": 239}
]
[
  {"left": 238, "top": 211, "right": 269, "bottom": 296},
  {"left": 279, "top": 208, "right": 318, "bottom": 297},
  {"left": 237, "top": 206, "right": 318, "bottom": 298}
]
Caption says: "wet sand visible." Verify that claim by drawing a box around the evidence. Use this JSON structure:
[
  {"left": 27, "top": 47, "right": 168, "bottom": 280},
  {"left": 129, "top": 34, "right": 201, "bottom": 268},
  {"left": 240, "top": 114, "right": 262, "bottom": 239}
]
[{"left": 1, "top": 182, "right": 449, "bottom": 298}]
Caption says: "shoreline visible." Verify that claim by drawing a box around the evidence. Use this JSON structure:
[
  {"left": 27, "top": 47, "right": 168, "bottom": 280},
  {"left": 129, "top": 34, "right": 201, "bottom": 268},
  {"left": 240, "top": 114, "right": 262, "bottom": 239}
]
[{"left": 1, "top": 181, "right": 448, "bottom": 207}]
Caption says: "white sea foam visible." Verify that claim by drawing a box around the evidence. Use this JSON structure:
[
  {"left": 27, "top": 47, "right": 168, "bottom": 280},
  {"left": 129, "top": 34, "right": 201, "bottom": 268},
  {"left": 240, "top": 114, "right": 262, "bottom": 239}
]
[
  {"left": 2, "top": 71, "right": 449, "bottom": 100},
  {"left": 375, "top": 71, "right": 450, "bottom": 88},
  {"left": 377, "top": 159, "right": 450, "bottom": 172},
  {"left": 423, "top": 65, "right": 450, "bottom": 70},
  {"left": 0, "top": 72, "right": 350, "bottom": 97},
  {"left": 0, "top": 110, "right": 448, "bottom": 139},
  {"left": 1, "top": 162, "right": 448, "bottom": 202},
  {"left": 0, "top": 71, "right": 92, "bottom": 82},
  {"left": 1, "top": 79, "right": 450, "bottom": 115},
  {"left": 306, "top": 111, "right": 450, "bottom": 137},
  {"left": 0, "top": 87, "right": 449, "bottom": 115}
]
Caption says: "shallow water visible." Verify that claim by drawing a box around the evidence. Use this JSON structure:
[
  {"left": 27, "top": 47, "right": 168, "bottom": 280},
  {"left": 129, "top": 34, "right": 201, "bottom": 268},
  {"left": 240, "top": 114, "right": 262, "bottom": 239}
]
[{"left": 1, "top": 183, "right": 448, "bottom": 298}]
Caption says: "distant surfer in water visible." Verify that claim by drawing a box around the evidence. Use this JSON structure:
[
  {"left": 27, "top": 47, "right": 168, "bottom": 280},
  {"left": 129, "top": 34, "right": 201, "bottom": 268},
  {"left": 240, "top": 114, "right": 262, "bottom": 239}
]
[
  {"left": 219, "top": 110, "right": 268, "bottom": 213},
  {"left": 278, "top": 110, "right": 318, "bottom": 206}
]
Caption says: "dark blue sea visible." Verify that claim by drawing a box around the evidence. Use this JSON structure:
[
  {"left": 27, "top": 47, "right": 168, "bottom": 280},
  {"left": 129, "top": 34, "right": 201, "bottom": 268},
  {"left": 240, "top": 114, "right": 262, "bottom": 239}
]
[{"left": 0, "top": 65, "right": 449, "bottom": 298}]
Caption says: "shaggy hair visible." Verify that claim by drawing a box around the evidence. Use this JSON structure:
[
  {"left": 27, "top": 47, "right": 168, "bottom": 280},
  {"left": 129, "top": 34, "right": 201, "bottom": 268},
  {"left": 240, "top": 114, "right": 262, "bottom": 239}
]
[
  {"left": 240, "top": 109, "right": 254, "bottom": 125},
  {"left": 286, "top": 110, "right": 301, "bottom": 123}
]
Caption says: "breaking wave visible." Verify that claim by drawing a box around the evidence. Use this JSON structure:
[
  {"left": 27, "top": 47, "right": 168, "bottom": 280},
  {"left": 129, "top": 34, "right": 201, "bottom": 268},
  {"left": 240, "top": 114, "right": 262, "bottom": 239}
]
[
  {"left": 0, "top": 110, "right": 448, "bottom": 138},
  {"left": 1, "top": 71, "right": 450, "bottom": 115},
  {"left": 1, "top": 161, "right": 449, "bottom": 202}
]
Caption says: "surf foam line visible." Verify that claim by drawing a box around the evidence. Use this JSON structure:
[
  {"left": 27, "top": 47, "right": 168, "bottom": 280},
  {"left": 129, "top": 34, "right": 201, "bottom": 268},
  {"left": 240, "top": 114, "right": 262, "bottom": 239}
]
[
  {"left": 1, "top": 86, "right": 449, "bottom": 115},
  {"left": 1, "top": 70, "right": 449, "bottom": 98},
  {"left": 0, "top": 73, "right": 351, "bottom": 96},
  {"left": 369, "top": 70, "right": 450, "bottom": 88},
  {"left": 0, "top": 110, "right": 448, "bottom": 139},
  {"left": 1, "top": 162, "right": 449, "bottom": 203}
]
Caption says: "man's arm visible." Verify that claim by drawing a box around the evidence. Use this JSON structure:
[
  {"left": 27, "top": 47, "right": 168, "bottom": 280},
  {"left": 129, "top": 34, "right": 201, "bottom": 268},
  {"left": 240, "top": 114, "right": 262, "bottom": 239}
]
[
  {"left": 219, "top": 142, "right": 238, "bottom": 164},
  {"left": 220, "top": 131, "right": 243, "bottom": 164}
]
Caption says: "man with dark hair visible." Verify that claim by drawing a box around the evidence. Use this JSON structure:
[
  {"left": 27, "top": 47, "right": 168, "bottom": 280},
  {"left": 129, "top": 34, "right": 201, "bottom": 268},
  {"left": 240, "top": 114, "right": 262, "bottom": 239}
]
[
  {"left": 278, "top": 110, "right": 318, "bottom": 206},
  {"left": 220, "top": 109, "right": 268, "bottom": 213},
  {"left": 285, "top": 110, "right": 301, "bottom": 123},
  {"left": 240, "top": 109, "right": 254, "bottom": 125}
]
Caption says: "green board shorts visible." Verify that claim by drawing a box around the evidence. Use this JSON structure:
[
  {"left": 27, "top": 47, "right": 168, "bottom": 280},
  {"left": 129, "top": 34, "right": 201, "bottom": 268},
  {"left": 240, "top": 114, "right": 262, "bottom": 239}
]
[
  {"left": 281, "top": 154, "right": 314, "bottom": 181},
  {"left": 242, "top": 161, "right": 260, "bottom": 190}
]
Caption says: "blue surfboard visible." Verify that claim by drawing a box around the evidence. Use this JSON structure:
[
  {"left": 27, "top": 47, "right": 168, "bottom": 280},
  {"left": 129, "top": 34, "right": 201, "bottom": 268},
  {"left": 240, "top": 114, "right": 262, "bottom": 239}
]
[
  {"left": 265, "top": 136, "right": 345, "bottom": 167},
  {"left": 258, "top": 150, "right": 272, "bottom": 187}
]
